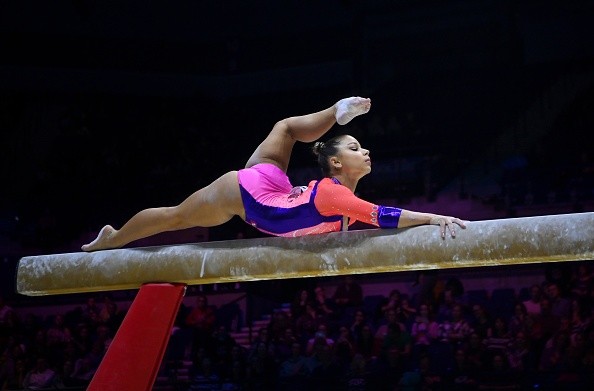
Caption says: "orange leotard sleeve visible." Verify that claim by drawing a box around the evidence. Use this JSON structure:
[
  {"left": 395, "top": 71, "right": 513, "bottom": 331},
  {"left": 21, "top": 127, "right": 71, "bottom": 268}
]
[{"left": 313, "top": 178, "right": 402, "bottom": 228}]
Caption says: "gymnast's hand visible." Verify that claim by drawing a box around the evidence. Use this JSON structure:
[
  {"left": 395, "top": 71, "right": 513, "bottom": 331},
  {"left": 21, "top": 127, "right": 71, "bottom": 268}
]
[
  {"left": 429, "top": 215, "right": 467, "bottom": 239},
  {"left": 288, "top": 186, "right": 308, "bottom": 200}
]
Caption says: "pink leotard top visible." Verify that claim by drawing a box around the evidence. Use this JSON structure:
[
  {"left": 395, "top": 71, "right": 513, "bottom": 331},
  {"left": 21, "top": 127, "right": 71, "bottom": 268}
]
[{"left": 239, "top": 176, "right": 402, "bottom": 237}]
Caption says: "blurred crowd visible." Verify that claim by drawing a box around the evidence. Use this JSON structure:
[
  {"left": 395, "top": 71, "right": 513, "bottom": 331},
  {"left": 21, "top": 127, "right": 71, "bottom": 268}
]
[
  {"left": 1, "top": 262, "right": 594, "bottom": 390},
  {"left": 0, "top": 295, "right": 122, "bottom": 390}
]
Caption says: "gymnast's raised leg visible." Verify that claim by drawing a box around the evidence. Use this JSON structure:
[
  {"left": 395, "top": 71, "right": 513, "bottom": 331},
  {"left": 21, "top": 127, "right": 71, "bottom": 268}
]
[{"left": 81, "top": 97, "right": 371, "bottom": 251}]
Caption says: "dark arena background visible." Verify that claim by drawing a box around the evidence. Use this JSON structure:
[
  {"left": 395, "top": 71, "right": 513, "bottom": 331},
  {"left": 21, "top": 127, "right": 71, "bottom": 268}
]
[{"left": 1, "top": 1, "right": 594, "bottom": 390}]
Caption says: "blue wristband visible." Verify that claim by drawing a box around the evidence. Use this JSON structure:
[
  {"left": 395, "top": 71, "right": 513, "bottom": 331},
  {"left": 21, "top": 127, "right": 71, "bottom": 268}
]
[{"left": 377, "top": 206, "right": 402, "bottom": 228}]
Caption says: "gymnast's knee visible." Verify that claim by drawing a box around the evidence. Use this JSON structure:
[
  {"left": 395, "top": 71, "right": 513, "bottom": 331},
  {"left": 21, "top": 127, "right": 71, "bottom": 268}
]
[
  {"left": 163, "top": 206, "right": 187, "bottom": 230},
  {"left": 272, "top": 119, "right": 291, "bottom": 136}
]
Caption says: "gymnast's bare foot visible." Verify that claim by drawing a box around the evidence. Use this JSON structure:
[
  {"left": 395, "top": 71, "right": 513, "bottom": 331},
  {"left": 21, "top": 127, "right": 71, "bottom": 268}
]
[
  {"left": 81, "top": 225, "right": 117, "bottom": 252},
  {"left": 335, "top": 97, "right": 371, "bottom": 125}
]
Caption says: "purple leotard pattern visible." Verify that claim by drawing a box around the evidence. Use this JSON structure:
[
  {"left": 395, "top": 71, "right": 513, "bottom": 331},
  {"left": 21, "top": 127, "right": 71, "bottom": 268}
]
[{"left": 237, "top": 163, "right": 402, "bottom": 237}]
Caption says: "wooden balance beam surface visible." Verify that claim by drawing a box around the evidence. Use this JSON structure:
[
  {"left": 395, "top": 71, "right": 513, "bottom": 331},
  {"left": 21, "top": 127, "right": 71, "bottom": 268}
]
[{"left": 16, "top": 212, "right": 594, "bottom": 296}]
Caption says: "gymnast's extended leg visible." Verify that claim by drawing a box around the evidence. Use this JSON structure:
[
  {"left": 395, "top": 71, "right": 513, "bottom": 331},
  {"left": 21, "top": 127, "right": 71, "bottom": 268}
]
[
  {"left": 81, "top": 97, "right": 371, "bottom": 251},
  {"left": 81, "top": 171, "right": 245, "bottom": 251},
  {"left": 245, "top": 97, "right": 371, "bottom": 171}
]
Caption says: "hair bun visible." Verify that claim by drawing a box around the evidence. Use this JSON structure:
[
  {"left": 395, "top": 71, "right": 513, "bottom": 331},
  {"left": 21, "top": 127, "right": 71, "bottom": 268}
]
[{"left": 312, "top": 141, "right": 325, "bottom": 156}]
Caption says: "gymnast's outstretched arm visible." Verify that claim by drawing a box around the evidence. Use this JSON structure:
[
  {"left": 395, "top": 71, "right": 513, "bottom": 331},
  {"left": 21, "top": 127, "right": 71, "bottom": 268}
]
[{"left": 314, "top": 177, "right": 466, "bottom": 239}]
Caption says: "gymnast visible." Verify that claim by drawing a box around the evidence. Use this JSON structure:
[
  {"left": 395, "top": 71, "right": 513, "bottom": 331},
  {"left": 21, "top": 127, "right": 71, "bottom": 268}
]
[{"left": 82, "top": 97, "right": 466, "bottom": 252}]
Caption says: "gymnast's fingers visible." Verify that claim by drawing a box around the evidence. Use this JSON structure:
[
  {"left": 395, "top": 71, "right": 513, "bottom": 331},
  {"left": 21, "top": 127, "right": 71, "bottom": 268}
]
[
  {"left": 448, "top": 220, "right": 456, "bottom": 238},
  {"left": 454, "top": 218, "right": 467, "bottom": 229}
]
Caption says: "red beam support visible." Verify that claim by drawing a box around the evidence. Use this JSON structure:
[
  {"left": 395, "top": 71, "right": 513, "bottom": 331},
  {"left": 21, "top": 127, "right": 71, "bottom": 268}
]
[{"left": 88, "top": 283, "right": 186, "bottom": 391}]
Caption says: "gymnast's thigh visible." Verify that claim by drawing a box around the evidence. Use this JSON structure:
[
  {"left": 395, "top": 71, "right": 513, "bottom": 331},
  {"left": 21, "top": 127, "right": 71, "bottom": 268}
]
[{"left": 177, "top": 171, "right": 246, "bottom": 226}]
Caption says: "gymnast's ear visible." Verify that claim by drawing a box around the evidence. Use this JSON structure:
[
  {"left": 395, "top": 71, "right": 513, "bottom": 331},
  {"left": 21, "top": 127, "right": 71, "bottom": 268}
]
[{"left": 330, "top": 156, "right": 342, "bottom": 169}]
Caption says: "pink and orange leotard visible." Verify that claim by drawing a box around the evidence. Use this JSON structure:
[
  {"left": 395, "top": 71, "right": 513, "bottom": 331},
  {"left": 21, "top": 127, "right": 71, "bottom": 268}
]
[{"left": 237, "top": 163, "right": 402, "bottom": 237}]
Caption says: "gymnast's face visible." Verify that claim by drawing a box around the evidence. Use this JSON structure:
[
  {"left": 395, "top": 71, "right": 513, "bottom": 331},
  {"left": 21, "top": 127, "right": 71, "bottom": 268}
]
[{"left": 330, "top": 135, "right": 372, "bottom": 178}]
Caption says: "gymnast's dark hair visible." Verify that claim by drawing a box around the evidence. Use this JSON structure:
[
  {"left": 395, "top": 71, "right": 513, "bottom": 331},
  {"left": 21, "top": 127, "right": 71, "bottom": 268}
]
[{"left": 312, "top": 135, "right": 345, "bottom": 177}]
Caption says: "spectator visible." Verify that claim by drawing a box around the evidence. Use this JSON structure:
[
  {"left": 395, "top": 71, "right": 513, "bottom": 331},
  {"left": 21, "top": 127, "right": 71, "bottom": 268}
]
[
  {"left": 227, "top": 344, "right": 246, "bottom": 375},
  {"left": 1, "top": 312, "right": 22, "bottom": 345},
  {"left": 470, "top": 303, "right": 493, "bottom": 339},
  {"left": 533, "top": 297, "right": 562, "bottom": 346},
  {"left": 570, "top": 263, "right": 593, "bottom": 298},
  {"left": 60, "top": 340, "right": 80, "bottom": 366},
  {"left": 278, "top": 342, "right": 309, "bottom": 390},
  {"left": 295, "top": 302, "right": 323, "bottom": 346},
  {"left": 210, "top": 325, "right": 237, "bottom": 372},
  {"left": 379, "top": 323, "right": 412, "bottom": 364},
  {"left": 83, "top": 340, "right": 104, "bottom": 369},
  {"left": 444, "top": 276, "right": 465, "bottom": 299},
  {"left": 268, "top": 309, "right": 292, "bottom": 343},
  {"left": 476, "top": 353, "right": 521, "bottom": 390},
  {"left": 445, "top": 348, "right": 478, "bottom": 390},
  {"left": 308, "top": 343, "right": 342, "bottom": 391},
  {"left": 378, "top": 289, "right": 402, "bottom": 318},
  {"left": 220, "top": 359, "right": 245, "bottom": 391},
  {"left": 186, "top": 294, "right": 217, "bottom": 355},
  {"left": 188, "top": 357, "right": 221, "bottom": 391},
  {"left": 20, "top": 313, "right": 42, "bottom": 346},
  {"left": 3, "top": 358, "right": 26, "bottom": 390},
  {"left": 375, "top": 308, "right": 406, "bottom": 343},
  {"left": 0, "top": 296, "right": 13, "bottom": 326},
  {"left": 72, "top": 325, "right": 93, "bottom": 357},
  {"left": 508, "top": 302, "right": 530, "bottom": 337},
  {"left": 81, "top": 297, "right": 100, "bottom": 326},
  {"left": 375, "top": 346, "right": 406, "bottom": 387},
  {"left": 45, "top": 314, "right": 72, "bottom": 348},
  {"left": 26, "top": 331, "right": 48, "bottom": 364},
  {"left": 399, "top": 354, "right": 442, "bottom": 390},
  {"left": 98, "top": 294, "right": 121, "bottom": 328},
  {"left": 570, "top": 297, "right": 592, "bottom": 340},
  {"left": 547, "top": 282, "right": 572, "bottom": 319},
  {"left": 0, "top": 350, "right": 15, "bottom": 389},
  {"left": 189, "top": 346, "right": 210, "bottom": 378},
  {"left": 463, "top": 332, "right": 490, "bottom": 371},
  {"left": 506, "top": 331, "right": 539, "bottom": 373},
  {"left": 544, "top": 264, "right": 572, "bottom": 297},
  {"left": 350, "top": 309, "right": 373, "bottom": 338},
  {"left": 54, "top": 359, "right": 77, "bottom": 388},
  {"left": 312, "top": 286, "right": 337, "bottom": 325},
  {"left": 354, "top": 324, "right": 376, "bottom": 361},
  {"left": 273, "top": 327, "right": 297, "bottom": 362},
  {"left": 539, "top": 331, "right": 571, "bottom": 372},
  {"left": 290, "top": 289, "right": 310, "bottom": 321},
  {"left": 70, "top": 356, "right": 97, "bottom": 387},
  {"left": 305, "top": 324, "right": 334, "bottom": 356},
  {"left": 248, "top": 327, "right": 270, "bottom": 359},
  {"left": 522, "top": 284, "right": 543, "bottom": 316},
  {"left": 409, "top": 303, "right": 439, "bottom": 362},
  {"left": 436, "top": 288, "right": 462, "bottom": 322},
  {"left": 94, "top": 324, "right": 113, "bottom": 354},
  {"left": 333, "top": 276, "right": 363, "bottom": 317},
  {"left": 399, "top": 297, "right": 417, "bottom": 327},
  {"left": 409, "top": 271, "right": 439, "bottom": 309},
  {"left": 440, "top": 304, "right": 472, "bottom": 346},
  {"left": 343, "top": 353, "right": 372, "bottom": 390},
  {"left": 492, "top": 316, "right": 511, "bottom": 339},
  {"left": 333, "top": 326, "right": 355, "bottom": 369},
  {"left": 484, "top": 317, "right": 511, "bottom": 352},
  {"left": 245, "top": 341, "right": 277, "bottom": 390},
  {"left": 565, "top": 330, "right": 588, "bottom": 373},
  {"left": 22, "top": 356, "right": 58, "bottom": 390}
]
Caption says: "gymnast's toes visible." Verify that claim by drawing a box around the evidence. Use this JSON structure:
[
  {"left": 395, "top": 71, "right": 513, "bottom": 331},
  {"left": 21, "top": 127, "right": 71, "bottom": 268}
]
[{"left": 336, "top": 97, "right": 371, "bottom": 125}]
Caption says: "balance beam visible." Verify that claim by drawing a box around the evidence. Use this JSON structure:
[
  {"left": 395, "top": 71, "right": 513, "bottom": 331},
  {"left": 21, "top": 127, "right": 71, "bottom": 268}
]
[{"left": 16, "top": 212, "right": 594, "bottom": 296}]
